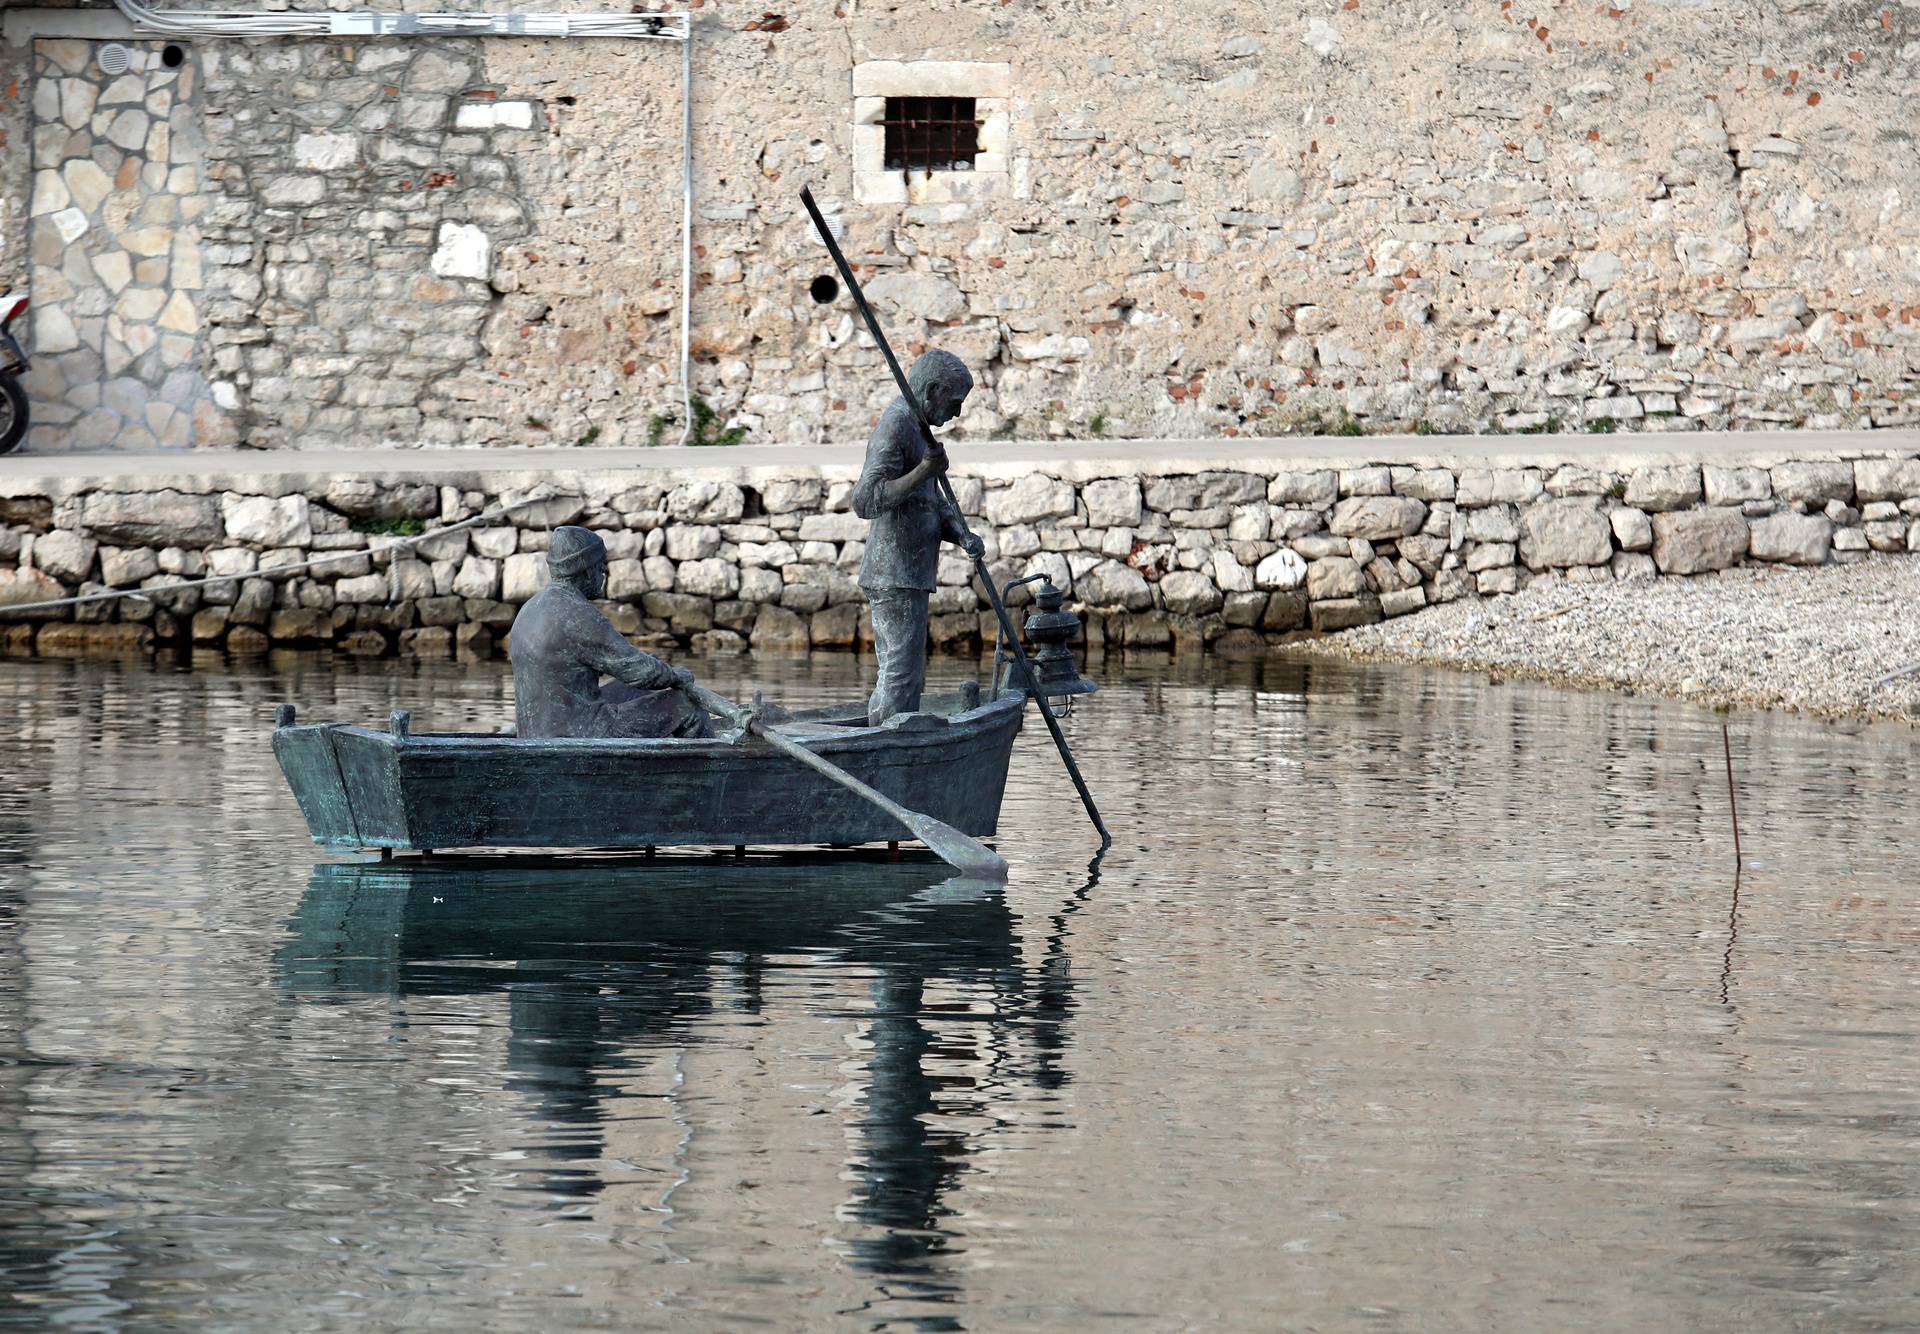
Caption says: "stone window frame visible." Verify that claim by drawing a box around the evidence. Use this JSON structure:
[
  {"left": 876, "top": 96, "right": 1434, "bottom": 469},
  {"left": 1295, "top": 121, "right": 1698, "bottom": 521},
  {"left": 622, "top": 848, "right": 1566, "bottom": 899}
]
[{"left": 852, "top": 60, "right": 1010, "bottom": 207}]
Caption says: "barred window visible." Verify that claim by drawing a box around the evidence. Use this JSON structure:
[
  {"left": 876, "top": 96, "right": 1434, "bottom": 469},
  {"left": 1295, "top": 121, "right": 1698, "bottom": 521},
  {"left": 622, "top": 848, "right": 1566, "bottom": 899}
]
[{"left": 881, "top": 96, "right": 980, "bottom": 172}]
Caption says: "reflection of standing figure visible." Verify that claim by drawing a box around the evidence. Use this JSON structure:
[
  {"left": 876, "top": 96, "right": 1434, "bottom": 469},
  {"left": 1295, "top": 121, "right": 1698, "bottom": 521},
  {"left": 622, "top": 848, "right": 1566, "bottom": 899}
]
[{"left": 851, "top": 350, "right": 986, "bottom": 727}]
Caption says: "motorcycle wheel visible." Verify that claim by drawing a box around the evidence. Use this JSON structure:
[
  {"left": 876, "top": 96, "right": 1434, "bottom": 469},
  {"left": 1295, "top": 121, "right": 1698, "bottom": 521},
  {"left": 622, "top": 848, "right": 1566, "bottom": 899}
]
[{"left": 0, "top": 374, "right": 25, "bottom": 455}]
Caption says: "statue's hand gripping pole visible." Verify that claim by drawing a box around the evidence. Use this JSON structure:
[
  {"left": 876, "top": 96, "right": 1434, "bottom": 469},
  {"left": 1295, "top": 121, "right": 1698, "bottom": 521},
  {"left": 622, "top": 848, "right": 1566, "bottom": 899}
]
[{"left": 799, "top": 187, "right": 1109, "bottom": 848}]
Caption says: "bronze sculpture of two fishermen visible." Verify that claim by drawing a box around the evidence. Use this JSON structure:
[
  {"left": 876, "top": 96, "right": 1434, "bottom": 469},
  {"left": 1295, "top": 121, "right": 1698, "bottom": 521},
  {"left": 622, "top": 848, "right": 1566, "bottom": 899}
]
[{"left": 508, "top": 350, "right": 978, "bottom": 739}]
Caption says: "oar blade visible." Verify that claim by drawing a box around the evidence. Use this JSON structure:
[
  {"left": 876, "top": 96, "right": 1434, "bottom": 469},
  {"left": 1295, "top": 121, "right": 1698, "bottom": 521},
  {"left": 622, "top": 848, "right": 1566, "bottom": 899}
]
[{"left": 901, "top": 811, "right": 1009, "bottom": 881}]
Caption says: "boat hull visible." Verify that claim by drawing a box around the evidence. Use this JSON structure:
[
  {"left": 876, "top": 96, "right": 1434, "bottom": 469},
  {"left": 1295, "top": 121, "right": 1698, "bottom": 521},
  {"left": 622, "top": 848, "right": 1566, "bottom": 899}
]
[{"left": 273, "top": 691, "right": 1026, "bottom": 853}]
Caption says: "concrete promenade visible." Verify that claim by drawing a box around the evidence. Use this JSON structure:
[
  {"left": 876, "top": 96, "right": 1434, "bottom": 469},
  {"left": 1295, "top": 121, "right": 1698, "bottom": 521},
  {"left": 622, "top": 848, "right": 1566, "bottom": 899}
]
[{"left": 4, "top": 430, "right": 1920, "bottom": 493}]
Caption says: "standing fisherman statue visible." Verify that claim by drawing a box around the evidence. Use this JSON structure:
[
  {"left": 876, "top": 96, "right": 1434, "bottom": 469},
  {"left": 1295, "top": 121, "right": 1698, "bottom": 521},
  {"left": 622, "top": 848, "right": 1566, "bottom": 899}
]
[
  {"left": 801, "top": 187, "right": 1109, "bottom": 846},
  {"left": 851, "top": 350, "right": 986, "bottom": 726}
]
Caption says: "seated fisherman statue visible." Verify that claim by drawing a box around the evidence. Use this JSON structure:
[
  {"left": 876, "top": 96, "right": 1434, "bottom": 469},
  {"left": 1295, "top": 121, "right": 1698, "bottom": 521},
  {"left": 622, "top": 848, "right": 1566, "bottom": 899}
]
[
  {"left": 509, "top": 524, "right": 713, "bottom": 739},
  {"left": 850, "top": 348, "right": 986, "bottom": 727}
]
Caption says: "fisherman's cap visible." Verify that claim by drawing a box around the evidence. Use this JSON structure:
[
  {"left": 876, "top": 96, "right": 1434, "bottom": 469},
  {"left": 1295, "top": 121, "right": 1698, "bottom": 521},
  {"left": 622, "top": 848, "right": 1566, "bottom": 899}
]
[{"left": 547, "top": 524, "right": 607, "bottom": 578}]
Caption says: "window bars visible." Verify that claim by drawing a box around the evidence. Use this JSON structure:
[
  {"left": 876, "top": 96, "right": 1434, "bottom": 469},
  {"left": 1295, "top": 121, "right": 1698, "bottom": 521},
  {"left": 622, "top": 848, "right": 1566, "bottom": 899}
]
[{"left": 881, "top": 97, "right": 980, "bottom": 173}]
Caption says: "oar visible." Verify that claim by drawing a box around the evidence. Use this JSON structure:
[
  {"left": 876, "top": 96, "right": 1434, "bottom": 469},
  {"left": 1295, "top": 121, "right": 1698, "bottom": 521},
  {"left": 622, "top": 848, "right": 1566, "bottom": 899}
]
[
  {"left": 799, "top": 186, "right": 1110, "bottom": 848},
  {"left": 682, "top": 682, "right": 1009, "bottom": 880}
]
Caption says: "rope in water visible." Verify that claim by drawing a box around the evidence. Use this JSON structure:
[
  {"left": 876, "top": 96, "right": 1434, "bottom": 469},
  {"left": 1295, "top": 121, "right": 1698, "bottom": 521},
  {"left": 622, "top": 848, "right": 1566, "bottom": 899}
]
[{"left": 0, "top": 495, "right": 551, "bottom": 618}]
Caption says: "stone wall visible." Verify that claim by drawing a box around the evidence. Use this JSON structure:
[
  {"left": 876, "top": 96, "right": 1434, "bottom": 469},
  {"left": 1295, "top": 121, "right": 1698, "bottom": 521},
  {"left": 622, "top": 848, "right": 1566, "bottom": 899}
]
[
  {"left": 4, "top": 443, "right": 1919, "bottom": 660},
  {"left": 4, "top": 2, "right": 1920, "bottom": 451}
]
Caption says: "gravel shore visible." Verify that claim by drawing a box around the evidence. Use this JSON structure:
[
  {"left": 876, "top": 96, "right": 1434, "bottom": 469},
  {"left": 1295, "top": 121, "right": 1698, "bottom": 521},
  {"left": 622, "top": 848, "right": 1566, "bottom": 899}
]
[{"left": 1292, "top": 556, "right": 1920, "bottom": 724}]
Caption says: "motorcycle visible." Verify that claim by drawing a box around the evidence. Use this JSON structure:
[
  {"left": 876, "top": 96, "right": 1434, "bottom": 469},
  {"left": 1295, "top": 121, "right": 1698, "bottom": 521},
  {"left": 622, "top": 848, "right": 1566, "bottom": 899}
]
[{"left": 1, "top": 293, "right": 29, "bottom": 455}]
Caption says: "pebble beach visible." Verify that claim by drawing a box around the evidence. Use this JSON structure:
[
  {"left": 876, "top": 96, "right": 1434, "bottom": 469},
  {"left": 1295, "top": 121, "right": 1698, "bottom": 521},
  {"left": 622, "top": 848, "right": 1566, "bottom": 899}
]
[{"left": 1294, "top": 556, "right": 1920, "bottom": 725}]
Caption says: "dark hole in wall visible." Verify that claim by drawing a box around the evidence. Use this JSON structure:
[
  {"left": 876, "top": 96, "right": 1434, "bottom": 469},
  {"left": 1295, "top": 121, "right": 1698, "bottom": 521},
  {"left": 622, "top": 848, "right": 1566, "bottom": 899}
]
[
  {"left": 162, "top": 44, "right": 186, "bottom": 68},
  {"left": 809, "top": 275, "right": 839, "bottom": 304}
]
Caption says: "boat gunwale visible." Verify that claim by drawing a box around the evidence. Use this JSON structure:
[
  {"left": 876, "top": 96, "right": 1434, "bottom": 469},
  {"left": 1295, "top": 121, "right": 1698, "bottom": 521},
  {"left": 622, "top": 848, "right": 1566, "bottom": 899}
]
[{"left": 278, "top": 691, "right": 1027, "bottom": 760}]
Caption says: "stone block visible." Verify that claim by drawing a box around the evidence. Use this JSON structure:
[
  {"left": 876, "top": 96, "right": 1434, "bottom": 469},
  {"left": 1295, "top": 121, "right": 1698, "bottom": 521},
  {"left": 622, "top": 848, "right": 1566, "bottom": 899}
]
[
  {"left": 1610, "top": 507, "right": 1653, "bottom": 552},
  {"left": 810, "top": 603, "right": 859, "bottom": 647},
  {"left": 665, "top": 526, "right": 722, "bottom": 561},
  {"left": 1770, "top": 461, "right": 1853, "bottom": 506},
  {"left": 1261, "top": 591, "right": 1308, "bottom": 632},
  {"left": 334, "top": 573, "right": 387, "bottom": 604},
  {"left": 1464, "top": 505, "right": 1519, "bottom": 543},
  {"left": 1254, "top": 548, "right": 1307, "bottom": 590},
  {"left": 667, "top": 480, "right": 746, "bottom": 523},
  {"left": 1083, "top": 477, "right": 1143, "bottom": 527},
  {"left": 452, "top": 555, "right": 500, "bottom": 601},
  {"left": 1305, "top": 556, "right": 1365, "bottom": 600},
  {"left": 606, "top": 558, "right": 648, "bottom": 601},
  {"left": 797, "top": 513, "right": 870, "bottom": 542},
  {"left": 760, "top": 478, "right": 823, "bottom": 514},
  {"left": 34, "top": 623, "right": 154, "bottom": 658},
  {"left": 677, "top": 558, "right": 739, "bottom": 599},
  {"left": 1327, "top": 496, "right": 1427, "bottom": 540},
  {"left": 1338, "top": 467, "right": 1392, "bottom": 497},
  {"left": 1519, "top": 499, "right": 1612, "bottom": 570},
  {"left": 501, "top": 553, "right": 546, "bottom": 602},
  {"left": 1651, "top": 509, "right": 1747, "bottom": 574},
  {"left": 1866, "top": 521, "right": 1907, "bottom": 553},
  {"left": 1625, "top": 466, "right": 1703, "bottom": 512},
  {"left": 1267, "top": 471, "right": 1337, "bottom": 507},
  {"left": 100, "top": 546, "right": 160, "bottom": 587},
  {"left": 642, "top": 592, "right": 715, "bottom": 632},
  {"left": 224, "top": 495, "right": 312, "bottom": 546},
  {"left": 1703, "top": 467, "right": 1770, "bottom": 506},
  {"left": 1457, "top": 470, "right": 1543, "bottom": 507},
  {"left": 269, "top": 609, "right": 334, "bottom": 643},
  {"left": 1380, "top": 587, "right": 1427, "bottom": 618},
  {"left": 1610, "top": 552, "right": 1657, "bottom": 581},
  {"left": 1391, "top": 468, "right": 1456, "bottom": 501},
  {"left": 1076, "top": 560, "right": 1152, "bottom": 610},
  {"left": 32, "top": 530, "right": 97, "bottom": 583},
  {"left": 1746, "top": 512, "right": 1833, "bottom": 566},
  {"left": 1466, "top": 542, "right": 1515, "bottom": 573},
  {"left": 1159, "top": 569, "right": 1223, "bottom": 615},
  {"left": 80, "top": 491, "right": 222, "bottom": 546},
  {"left": 739, "top": 567, "right": 782, "bottom": 603},
  {"left": 1854, "top": 458, "right": 1920, "bottom": 503},
  {"left": 1309, "top": 595, "right": 1382, "bottom": 631},
  {"left": 986, "top": 473, "right": 1077, "bottom": 525},
  {"left": 1223, "top": 591, "right": 1267, "bottom": 627},
  {"left": 1209, "top": 550, "right": 1252, "bottom": 593},
  {"left": 1475, "top": 566, "right": 1522, "bottom": 595}
]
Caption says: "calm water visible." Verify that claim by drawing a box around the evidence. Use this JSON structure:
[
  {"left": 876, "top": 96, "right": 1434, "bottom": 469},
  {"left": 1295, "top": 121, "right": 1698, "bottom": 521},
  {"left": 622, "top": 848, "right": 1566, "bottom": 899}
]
[{"left": 0, "top": 649, "right": 1915, "bottom": 1331}]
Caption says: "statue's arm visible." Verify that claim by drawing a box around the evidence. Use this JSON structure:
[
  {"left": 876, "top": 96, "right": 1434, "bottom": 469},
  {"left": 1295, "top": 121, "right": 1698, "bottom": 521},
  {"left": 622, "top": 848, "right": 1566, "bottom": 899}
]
[
  {"left": 850, "top": 409, "right": 943, "bottom": 518},
  {"left": 582, "top": 616, "right": 681, "bottom": 691}
]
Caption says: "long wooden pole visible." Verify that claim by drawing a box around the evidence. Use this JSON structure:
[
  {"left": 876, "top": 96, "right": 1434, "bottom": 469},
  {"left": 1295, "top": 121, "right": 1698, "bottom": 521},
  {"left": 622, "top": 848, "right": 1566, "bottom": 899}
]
[{"left": 800, "top": 187, "right": 1109, "bottom": 847}]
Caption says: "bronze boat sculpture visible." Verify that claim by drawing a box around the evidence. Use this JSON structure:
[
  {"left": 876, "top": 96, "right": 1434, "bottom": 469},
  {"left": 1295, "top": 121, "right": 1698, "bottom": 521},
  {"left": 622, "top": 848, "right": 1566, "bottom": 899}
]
[{"left": 271, "top": 683, "right": 1026, "bottom": 857}]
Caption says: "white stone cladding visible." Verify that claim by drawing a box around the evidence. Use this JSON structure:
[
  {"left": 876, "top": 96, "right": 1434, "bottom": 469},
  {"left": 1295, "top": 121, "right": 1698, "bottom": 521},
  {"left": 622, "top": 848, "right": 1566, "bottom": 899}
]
[{"left": 4, "top": 442, "right": 1919, "bottom": 658}]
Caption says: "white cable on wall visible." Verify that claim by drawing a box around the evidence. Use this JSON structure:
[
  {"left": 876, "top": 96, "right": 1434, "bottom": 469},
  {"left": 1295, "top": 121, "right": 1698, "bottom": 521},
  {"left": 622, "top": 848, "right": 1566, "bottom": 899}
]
[{"left": 110, "top": 0, "right": 689, "bottom": 41}]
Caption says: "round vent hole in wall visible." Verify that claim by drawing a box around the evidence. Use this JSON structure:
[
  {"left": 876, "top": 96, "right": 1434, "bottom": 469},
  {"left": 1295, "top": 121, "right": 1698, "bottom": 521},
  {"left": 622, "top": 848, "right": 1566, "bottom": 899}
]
[
  {"left": 163, "top": 45, "right": 186, "bottom": 69},
  {"left": 809, "top": 275, "right": 840, "bottom": 304},
  {"left": 98, "top": 43, "right": 132, "bottom": 76}
]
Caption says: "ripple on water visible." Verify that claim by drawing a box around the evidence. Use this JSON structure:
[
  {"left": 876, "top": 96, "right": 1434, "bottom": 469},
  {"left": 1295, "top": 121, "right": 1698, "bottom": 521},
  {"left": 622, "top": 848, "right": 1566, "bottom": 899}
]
[{"left": 0, "top": 652, "right": 1916, "bottom": 1331}]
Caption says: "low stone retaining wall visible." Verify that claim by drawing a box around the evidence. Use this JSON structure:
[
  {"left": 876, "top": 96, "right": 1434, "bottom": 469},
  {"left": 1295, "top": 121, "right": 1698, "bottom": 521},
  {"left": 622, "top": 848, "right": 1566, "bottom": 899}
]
[{"left": 3, "top": 443, "right": 1919, "bottom": 660}]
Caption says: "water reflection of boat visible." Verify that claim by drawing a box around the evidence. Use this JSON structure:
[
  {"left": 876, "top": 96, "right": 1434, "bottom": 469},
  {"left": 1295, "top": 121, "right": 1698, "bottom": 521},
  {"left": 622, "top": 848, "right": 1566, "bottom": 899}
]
[
  {"left": 275, "top": 858, "right": 1077, "bottom": 1314},
  {"left": 271, "top": 686, "right": 1023, "bottom": 855}
]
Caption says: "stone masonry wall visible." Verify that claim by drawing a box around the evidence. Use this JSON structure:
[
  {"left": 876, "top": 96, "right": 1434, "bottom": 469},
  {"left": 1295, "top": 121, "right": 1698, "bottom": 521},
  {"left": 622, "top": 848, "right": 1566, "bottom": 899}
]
[
  {"left": 3, "top": 444, "right": 1919, "bottom": 661},
  {"left": 5, "top": 2, "right": 1920, "bottom": 450}
]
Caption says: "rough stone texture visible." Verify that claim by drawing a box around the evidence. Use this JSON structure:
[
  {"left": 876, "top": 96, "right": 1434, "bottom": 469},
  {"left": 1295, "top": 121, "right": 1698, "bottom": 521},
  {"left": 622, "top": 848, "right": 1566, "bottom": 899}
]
[
  {"left": 1519, "top": 499, "right": 1612, "bottom": 571},
  {"left": 5, "top": 444, "right": 1920, "bottom": 659},
  {"left": 1651, "top": 509, "right": 1748, "bottom": 575},
  {"left": 9, "top": 6, "right": 1920, "bottom": 450},
  {"left": 1327, "top": 496, "right": 1426, "bottom": 541},
  {"left": 1748, "top": 512, "right": 1833, "bottom": 566}
]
